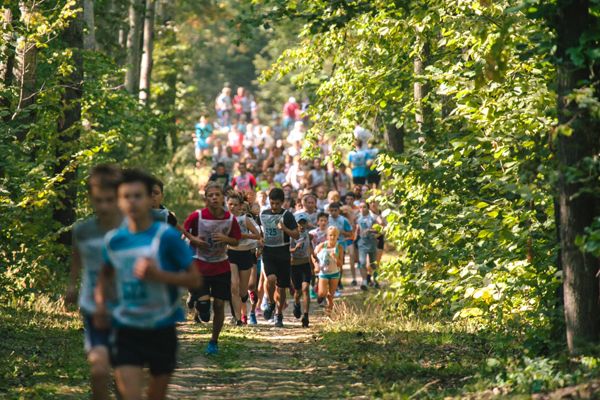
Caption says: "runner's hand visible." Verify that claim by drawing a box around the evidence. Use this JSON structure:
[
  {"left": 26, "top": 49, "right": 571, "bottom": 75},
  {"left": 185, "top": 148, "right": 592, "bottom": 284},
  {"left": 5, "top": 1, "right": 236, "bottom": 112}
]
[
  {"left": 65, "top": 285, "right": 78, "bottom": 305},
  {"left": 191, "top": 237, "right": 210, "bottom": 249},
  {"left": 134, "top": 257, "right": 161, "bottom": 281},
  {"left": 277, "top": 221, "right": 285, "bottom": 230},
  {"left": 212, "top": 232, "right": 229, "bottom": 243}
]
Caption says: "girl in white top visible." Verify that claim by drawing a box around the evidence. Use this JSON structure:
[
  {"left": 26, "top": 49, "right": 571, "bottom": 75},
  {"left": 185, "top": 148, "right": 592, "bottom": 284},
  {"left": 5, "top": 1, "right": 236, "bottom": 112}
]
[{"left": 313, "top": 226, "right": 343, "bottom": 313}]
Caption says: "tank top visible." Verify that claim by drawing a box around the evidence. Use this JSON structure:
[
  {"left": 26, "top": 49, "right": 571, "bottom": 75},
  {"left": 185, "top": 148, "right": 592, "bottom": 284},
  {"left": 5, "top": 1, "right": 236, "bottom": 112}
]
[
  {"left": 229, "top": 214, "right": 257, "bottom": 251},
  {"left": 195, "top": 210, "right": 233, "bottom": 263},
  {"left": 105, "top": 223, "right": 178, "bottom": 328},
  {"left": 260, "top": 210, "right": 291, "bottom": 247},
  {"left": 234, "top": 174, "right": 253, "bottom": 191},
  {"left": 317, "top": 243, "right": 339, "bottom": 275}
]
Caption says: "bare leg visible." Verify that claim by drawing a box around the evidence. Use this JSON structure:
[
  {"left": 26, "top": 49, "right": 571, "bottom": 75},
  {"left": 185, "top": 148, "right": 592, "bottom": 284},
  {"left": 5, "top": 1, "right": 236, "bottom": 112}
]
[
  {"left": 238, "top": 268, "right": 251, "bottom": 318},
  {"left": 301, "top": 282, "right": 310, "bottom": 314},
  {"left": 230, "top": 263, "right": 241, "bottom": 321},
  {"left": 147, "top": 374, "right": 171, "bottom": 400},
  {"left": 327, "top": 278, "right": 340, "bottom": 312},
  {"left": 266, "top": 274, "right": 277, "bottom": 304},
  {"left": 348, "top": 245, "right": 357, "bottom": 281},
  {"left": 276, "top": 286, "right": 287, "bottom": 315},
  {"left": 88, "top": 346, "right": 110, "bottom": 400},
  {"left": 114, "top": 366, "right": 144, "bottom": 400},
  {"left": 212, "top": 299, "right": 225, "bottom": 343}
]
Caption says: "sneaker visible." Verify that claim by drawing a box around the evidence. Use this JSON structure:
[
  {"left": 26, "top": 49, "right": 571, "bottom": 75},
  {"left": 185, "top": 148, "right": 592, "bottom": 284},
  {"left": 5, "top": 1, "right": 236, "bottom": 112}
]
[
  {"left": 274, "top": 314, "right": 284, "bottom": 328},
  {"left": 193, "top": 312, "right": 202, "bottom": 323},
  {"left": 293, "top": 302, "right": 301, "bottom": 319},
  {"left": 338, "top": 283, "right": 344, "bottom": 291},
  {"left": 360, "top": 284, "right": 368, "bottom": 291},
  {"left": 236, "top": 319, "right": 243, "bottom": 326},
  {"left": 334, "top": 289, "right": 342, "bottom": 298},
  {"left": 301, "top": 314, "right": 309, "bottom": 328},
  {"left": 260, "top": 296, "right": 269, "bottom": 312},
  {"left": 351, "top": 280, "right": 357, "bottom": 286},
  {"left": 317, "top": 297, "right": 325, "bottom": 305},
  {"left": 186, "top": 293, "right": 196, "bottom": 309},
  {"left": 249, "top": 312, "right": 257, "bottom": 325},
  {"left": 374, "top": 282, "right": 380, "bottom": 289},
  {"left": 205, "top": 341, "right": 218, "bottom": 356},
  {"left": 241, "top": 315, "right": 248, "bottom": 325},
  {"left": 309, "top": 287, "right": 317, "bottom": 299},
  {"left": 263, "top": 302, "right": 276, "bottom": 321}
]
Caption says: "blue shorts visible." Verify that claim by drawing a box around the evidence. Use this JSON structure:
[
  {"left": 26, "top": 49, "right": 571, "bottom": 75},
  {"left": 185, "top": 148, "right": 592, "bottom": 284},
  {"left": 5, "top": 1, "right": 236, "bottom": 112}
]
[
  {"left": 196, "top": 138, "right": 209, "bottom": 150},
  {"left": 319, "top": 271, "right": 341, "bottom": 280},
  {"left": 83, "top": 313, "right": 110, "bottom": 353}
]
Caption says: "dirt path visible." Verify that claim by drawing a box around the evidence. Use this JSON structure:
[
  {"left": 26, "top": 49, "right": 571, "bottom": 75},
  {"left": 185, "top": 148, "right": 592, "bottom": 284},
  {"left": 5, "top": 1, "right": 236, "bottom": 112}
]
[{"left": 168, "top": 269, "right": 369, "bottom": 400}]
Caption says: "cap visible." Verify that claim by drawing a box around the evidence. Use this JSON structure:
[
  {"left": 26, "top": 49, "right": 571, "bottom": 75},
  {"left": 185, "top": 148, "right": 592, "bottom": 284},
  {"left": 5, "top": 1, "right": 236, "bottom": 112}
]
[{"left": 294, "top": 211, "right": 309, "bottom": 223}]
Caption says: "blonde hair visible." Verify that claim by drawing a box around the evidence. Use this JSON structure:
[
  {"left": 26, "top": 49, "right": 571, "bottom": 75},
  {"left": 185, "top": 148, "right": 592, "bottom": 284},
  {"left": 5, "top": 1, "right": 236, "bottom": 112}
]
[
  {"left": 327, "top": 190, "right": 340, "bottom": 203},
  {"left": 327, "top": 226, "right": 340, "bottom": 238}
]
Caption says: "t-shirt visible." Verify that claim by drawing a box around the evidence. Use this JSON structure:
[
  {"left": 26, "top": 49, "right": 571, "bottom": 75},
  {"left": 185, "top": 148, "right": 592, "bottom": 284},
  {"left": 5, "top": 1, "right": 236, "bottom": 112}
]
[
  {"left": 356, "top": 213, "right": 378, "bottom": 249},
  {"left": 209, "top": 173, "right": 230, "bottom": 190},
  {"left": 103, "top": 222, "right": 193, "bottom": 328},
  {"left": 73, "top": 216, "right": 122, "bottom": 314},
  {"left": 152, "top": 205, "right": 177, "bottom": 227},
  {"left": 328, "top": 215, "right": 352, "bottom": 247},
  {"left": 231, "top": 173, "right": 257, "bottom": 192},
  {"left": 309, "top": 227, "right": 328, "bottom": 248},
  {"left": 195, "top": 122, "right": 213, "bottom": 141},
  {"left": 283, "top": 102, "right": 299, "bottom": 118},
  {"left": 183, "top": 208, "right": 242, "bottom": 276},
  {"left": 290, "top": 230, "right": 311, "bottom": 265},
  {"left": 367, "top": 148, "right": 379, "bottom": 175},
  {"left": 259, "top": 209, "right": 298, "bottom": 256},
  {"left": 348, "top": 149, "right": 369, "bottom": 178}
]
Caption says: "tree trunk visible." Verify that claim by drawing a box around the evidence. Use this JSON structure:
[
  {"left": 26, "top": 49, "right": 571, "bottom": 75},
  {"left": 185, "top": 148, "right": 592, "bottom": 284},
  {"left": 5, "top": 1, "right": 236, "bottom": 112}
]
[
  {"left": 139, "top": 0, "right": 155, "bottom": 105},
  {"left": 83, "top": 0, "right": 96, "bottom": 50},
  {"left": 1, "top": 7, "right": 16, "bottom": 118},
  {"left": 385, "top": 123, "right": 404, "bottom": 153},
  {"left": 52, "top": 3, "right": 84, "bottom": 247},
  {"left": 413, "top": 36, "right": 431, "bottom": 137},
  {"left": 124, "top": 0, "right": 144, "bottom": 94},
  {"left": 555, "top": 0, "right": 600, "bottom": 354},
  {"left": 13, "top": 1, "right": 37, "bottom": 138}
]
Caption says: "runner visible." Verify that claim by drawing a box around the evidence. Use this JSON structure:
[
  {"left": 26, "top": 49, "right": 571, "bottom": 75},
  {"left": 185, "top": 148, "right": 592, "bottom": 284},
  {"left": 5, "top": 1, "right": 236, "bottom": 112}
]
[
  {"left": 194, "top": 115, "right": 213, "bottom": 167},
  {"left": 95, "top": 168, "right": 201, "bottom": 400},
  {"left": 313, "top": 226, "right": 343, "bottom": 314},
  {"left": 259, "top": 187, "right": 299, "bottom": 327},
  {"left": 327, "top": 202, "right": 352, "bottom": 291},
  {"left": 289, "top": 212, "right": 313, "bottom": 327},
  {"left": 298, "top": 193, "right": 319, "bottom": 228},
  {"left": 309, "top": 212, "right": 329, "bottom": 300},
  {"left": 65, "top": 164, "right": 123, "bottom": 400},
  {"left": 369, "top": 200, "right": 386, "bottom": 287},
  {"left": 355, "top": 201, "right": 380, "bottom": 290},
  {"left": 183, "top": 182, "right": 242, "bottom": 355},
  {"left": 151, "top": 178, "right": 178, "bottom": 227},
  {"left": 226, "top": 194, "right": 261, "bottom": 325},
  {"left": 348, "top": 139, "right": 369, "bottom": 186},
  {"left": 231, "top": 162, "right": 257, "bottom": 192},
  {"left": 208, "top": 162, "right": 231, "bottom": 190}
]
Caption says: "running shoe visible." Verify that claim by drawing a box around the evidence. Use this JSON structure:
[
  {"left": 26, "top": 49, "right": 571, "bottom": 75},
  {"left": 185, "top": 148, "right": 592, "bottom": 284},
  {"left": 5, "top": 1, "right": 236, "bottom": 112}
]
[
  {"left": 186, "top": 293, "right": 196, "bottom": 309},
  {"left": 193, "top": 312, "right": 202, "bottom": 323},
  {"left": 205, "top": 341, "right": 218, "bottom": 356},
  {"left": 263, "top": 302, "right": 276, "bottom": 321},
  {"left": 241, "top": 315, "right": 248, "bottom": 325},
  {"left": 317, "top": 297, "right": 325, "bottom": 305},
  {"left": 249, "top": 312, "right": 257, "bottom": 325},
  {"left": 374, "top": 282, "right": 380, "bottom": 289},
  {"left": 274, "top": 314, "right": 284, "bottom": 328},
  {"left": 351, "top": 280, "right": 357, "bottom": 286},
  {"left": 293, "top": 302, "right": 301, "bottom": 319},
  {"left": 249, "top": 290, "right": 258, "bottom": 305},
  {"left": 334, "top": 289, "right": 342, "bottom": 298},
  {"left": 309, "top": 286, "right": 317, "bottom": 299},
  {"left": 360, "top": 284, "right": 368, "bottom": 291},
  {"left": 338, "top": 282, "right": 344, "bottom": 291},
  {"left": 301, "top": 314, "right": 309, "bottom": 328},
  {"left": 260, "top": 296, "right": 269, "bottom": 312}
]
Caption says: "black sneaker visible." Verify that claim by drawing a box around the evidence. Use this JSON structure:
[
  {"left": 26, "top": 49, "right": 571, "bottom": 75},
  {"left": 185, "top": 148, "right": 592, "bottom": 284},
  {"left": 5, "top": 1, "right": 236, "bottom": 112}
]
[
  {"left": 338, "top": 282, "right": 344, "bottom": 290},
  {"left": 274, "top": 314, "right": 284, "bottom": 328},
  {"left": 186, "top": 292, "right": 196, "bottom": 309},
  {"left": 351, "top": 280, "right": 357, "bottom": 286},
  {"left": 193, "top": 312, "right": 202, "bottom": 324},
  {"left": 293, "top": 303, "right": 301, "bottom": 319},
  {"left": 360, "top": 284, "right": 368, "bottom": 291},
  {"left": 263, "top": 302, "right": 276, "bottom": 321},
  {"left": 374, "top": 282, "right": 380, "bottom": 289},
  {"left": 301, "top": 314, "right": 309, "bottom": 328}
]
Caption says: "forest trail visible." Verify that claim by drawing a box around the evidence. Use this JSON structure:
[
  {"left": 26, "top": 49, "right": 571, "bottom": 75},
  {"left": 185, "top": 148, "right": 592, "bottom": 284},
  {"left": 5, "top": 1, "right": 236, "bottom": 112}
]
[{"left": 167, "top": 269, "right": 369, "bottom": 400}]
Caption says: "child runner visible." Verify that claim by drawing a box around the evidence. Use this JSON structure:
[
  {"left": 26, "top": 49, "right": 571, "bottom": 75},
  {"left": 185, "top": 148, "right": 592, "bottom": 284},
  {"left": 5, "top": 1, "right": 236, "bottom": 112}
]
[
  {"left": 66, "top": 164, "right": 122, "bottom": 400},
  {"left": 314, "top": 226, "right": 343, "bottom": 314},
  {"left": 208, "top": 162, "right": 231, "bottom": 191},
  {"left": 355, "top": 201, "right": 380, "bottom": 290},
  {"left": 183, "top": 182, "right": 242, "bottom": 354},
  {"left": 151, "top": 178, "right": 178, "bottom": 227},
  {"left": 327, "top": 202, "right": 352, "bottom": 291},
  {"left": 309, "top": 212, "right": 329, "bottom": 300},
  {"left": 194, "top": 115, "right": 213, "bottom": 167},
  {"left": 95, "top": 168, "right": 201, "bottom": 400},
  {"left": 226, "top": 194, "right": 261, "bottom": 325},
  {"left": 348, "top": 139, "right": 369, "bottom": 185},
  {"left": 289, "top": 212, "right": 313, "bottom": 327},
  {"left": 298, "top": 193, "right": 319, "bottom": 228},
  {"left": 259, "top": 187, "right": 299, "bottom": 327},
  {"left": 231, "top": 162, "right": 257, "bottom": 192}
]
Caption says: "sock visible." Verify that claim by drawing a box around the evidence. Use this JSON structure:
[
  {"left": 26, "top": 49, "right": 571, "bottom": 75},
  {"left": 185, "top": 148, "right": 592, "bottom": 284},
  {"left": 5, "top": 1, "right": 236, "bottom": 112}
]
[{"left": 366, "top": 274, "right": 372, "bottom": 283}]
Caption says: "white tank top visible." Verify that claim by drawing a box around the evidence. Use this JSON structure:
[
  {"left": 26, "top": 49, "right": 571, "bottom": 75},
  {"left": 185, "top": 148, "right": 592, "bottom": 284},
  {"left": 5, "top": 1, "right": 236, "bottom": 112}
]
[
  {"left": 229, "top": 214, "right": 258, "bottom": 251},
  {"left": 195, "top": 210, "right": 233, "bottom": 263}
]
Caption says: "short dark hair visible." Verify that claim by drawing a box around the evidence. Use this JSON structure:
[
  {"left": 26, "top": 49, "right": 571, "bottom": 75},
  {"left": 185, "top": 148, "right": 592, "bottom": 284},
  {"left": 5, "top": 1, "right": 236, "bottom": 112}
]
[
  {"left": 328, "top": 202, "right": 341, "bottom": 210},
  {"left": 317, "top": 212, "right": 329, "bottom": 220},
  {"left": 152, "top": 177, "right": 164, "bottom": 192},
  {"left": 269, "top": 187, "right": 285, "bottom": 202},
  {"left": 205, "top": 181, "right": 225, "bottom": 196},
  {"left": 216, "top": 162, "right": 226, "bottom": 169},
  {"left": 118, "top": 168, "right": 155, "bottom": 195},
  {"left": 87, "top": 164, "right": 122, "bottom": 193}
]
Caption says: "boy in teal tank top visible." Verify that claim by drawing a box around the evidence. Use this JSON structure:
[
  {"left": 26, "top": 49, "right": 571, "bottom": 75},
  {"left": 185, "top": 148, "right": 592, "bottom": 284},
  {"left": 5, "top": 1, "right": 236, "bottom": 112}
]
[{"left": 95, "top": 169, "right": 201, "bottom": 400}]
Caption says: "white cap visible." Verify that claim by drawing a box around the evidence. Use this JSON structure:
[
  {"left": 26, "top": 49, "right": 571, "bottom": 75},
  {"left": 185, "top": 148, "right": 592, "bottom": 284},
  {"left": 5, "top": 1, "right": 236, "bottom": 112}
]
[{"left": 289, "top": 96, "right": 296, "bottom": 103}]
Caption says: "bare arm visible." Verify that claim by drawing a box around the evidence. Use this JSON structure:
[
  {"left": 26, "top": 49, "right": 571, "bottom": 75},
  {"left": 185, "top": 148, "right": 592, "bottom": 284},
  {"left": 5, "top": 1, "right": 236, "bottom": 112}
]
[
  {"left": 134, "top": 258, "right": 202, "bottom": 289},
  {"left": 336, "top": 244, "right": 344, "bottom": 268},
  {"left": 93, "top": 265, "right": 114, "bottom": 329},
  {"left": 243, "top": 217, "right": 262, "bottom": 241}
]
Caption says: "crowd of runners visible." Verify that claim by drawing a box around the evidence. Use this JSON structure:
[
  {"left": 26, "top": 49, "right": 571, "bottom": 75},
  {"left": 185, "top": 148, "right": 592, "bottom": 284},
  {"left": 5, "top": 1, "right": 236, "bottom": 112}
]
[{"left": 65, "top": 87, "right": 387, "bottom": 399}]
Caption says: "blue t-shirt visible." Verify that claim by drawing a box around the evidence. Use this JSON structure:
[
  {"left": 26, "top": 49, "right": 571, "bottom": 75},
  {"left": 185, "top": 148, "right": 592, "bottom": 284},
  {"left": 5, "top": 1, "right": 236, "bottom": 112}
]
[
  {"left": 328, "top": 215, "right": 352, "bottom": 248},
  {"left": 103, "top": 222, "right": 193, "bottom": 329},
  {"left": 195, "top": 122, "right": 213, "bottom": 141},
  {"left": 349, "top": 149, "right": 369, "bottom": 178}
]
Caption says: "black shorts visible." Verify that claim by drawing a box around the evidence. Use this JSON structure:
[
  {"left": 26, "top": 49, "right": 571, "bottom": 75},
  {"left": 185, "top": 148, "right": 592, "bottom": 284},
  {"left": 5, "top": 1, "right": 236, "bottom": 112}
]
[
  {"left": 367, "top": 171, "right": 381, "bottom": 185},
  {"left": 263, "top": 248, "right": 291, "bottom": 288},
  {"left": 352, "top": 176, "right": 367, "bottom": 185},
  {"left": 291, "top": 263, "right": 312, "bottom": 290},
  {"left": 192, "top": 271, "right": 231, "bottom": 301},
  {"left": 110, "top": 326, "right": 177, "bottom": 376},
  {"left": 377, "top": 235, "right": 385, "bottom": 250},
  {"left": 228, "top": 249, "right": 255, "bottom": 271}
]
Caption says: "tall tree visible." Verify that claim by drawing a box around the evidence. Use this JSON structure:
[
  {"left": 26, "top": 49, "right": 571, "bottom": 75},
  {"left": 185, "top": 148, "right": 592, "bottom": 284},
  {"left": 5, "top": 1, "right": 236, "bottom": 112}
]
[
  {"left": 83, "top": 0, "right": 96, "bottom": 50},
  {"left": 139, "top": 0, "right": 155, "bottom": 105},
  {"left": 554, "top": 0, "right": 600, "bottom": 354},
  {"left": 124, "top": 0, "right": 143, "bottom": 94},
  {"left": 13, "top": 1, "right": 37, "bottom": 137},
  {"left": 1, "top": 6, "right": 16, "bottom": 117},
  {"left": 52, "top": 2, "right": 84, "bottom": 247}
]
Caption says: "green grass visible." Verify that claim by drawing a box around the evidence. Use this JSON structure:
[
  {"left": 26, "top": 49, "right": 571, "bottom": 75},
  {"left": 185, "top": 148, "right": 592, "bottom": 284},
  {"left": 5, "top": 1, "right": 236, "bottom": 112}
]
[{"left": 0, "top": 297, "right": 89, "bottom": 399}]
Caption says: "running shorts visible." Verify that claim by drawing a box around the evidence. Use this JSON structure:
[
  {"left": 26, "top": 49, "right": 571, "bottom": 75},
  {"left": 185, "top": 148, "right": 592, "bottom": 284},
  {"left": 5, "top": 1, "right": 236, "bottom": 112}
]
[
  {"left": 227, "top": 249, "right": 255, "bottom": 271},
  {"left": 367, "top": 171, "right": 381, "bottom": 185},
  {"left": 352, "top": 176, "right": 367, "bottom": 185},
  {"left": 262, "top": 249, "right": 291, "bottom": 288},
  {"left": 110, "top": 326, "right": 177, "bottom": 376},
  {"left": 377, "top": 235, "right": 385, "bottom": 250},
  {"left": 191, "top": 271, "right": 232, "bottom": 301},
  {"left": 319, "top": 271, "right": 341, "bottom": 280},
  {"left": 83, "top": 313, "right": 110, "bottom": 353},
  {"left": 291, "top": 263, "right": 312, "bottom": 290}
]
